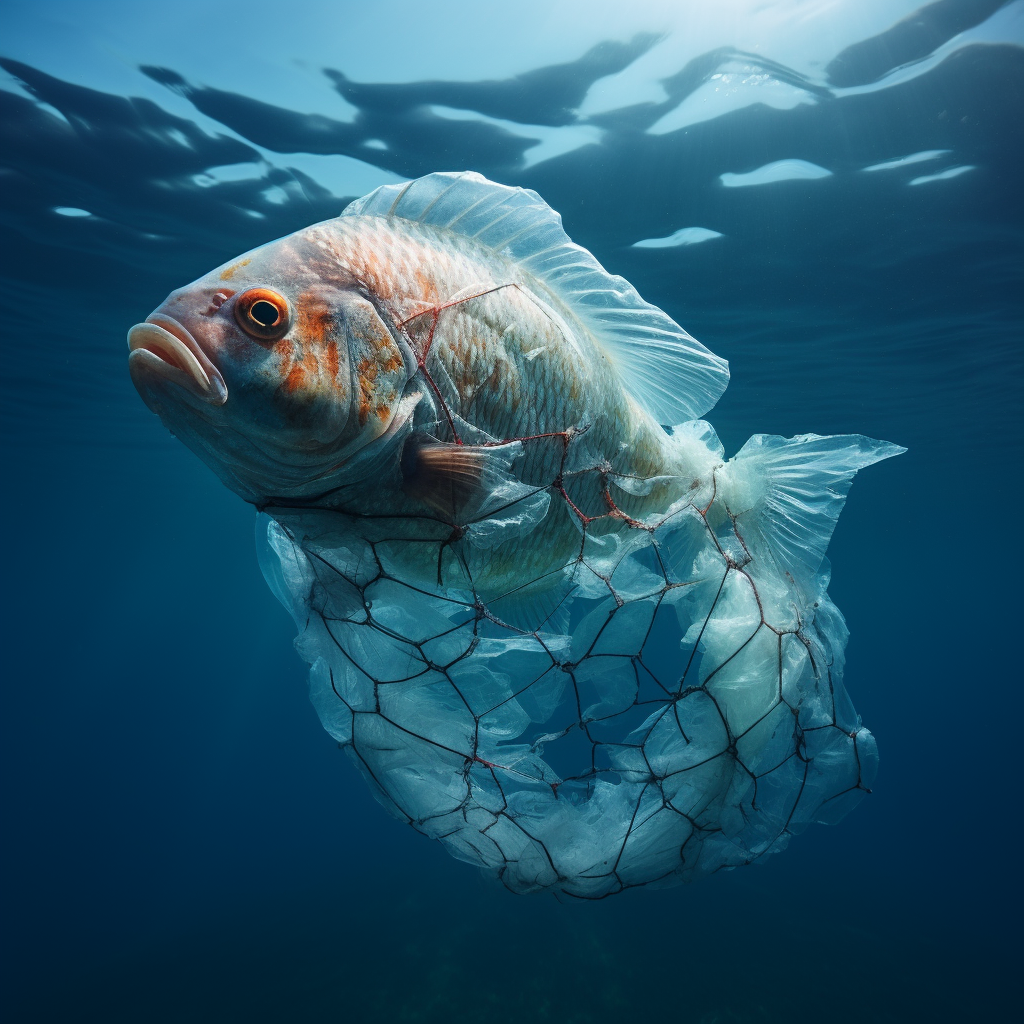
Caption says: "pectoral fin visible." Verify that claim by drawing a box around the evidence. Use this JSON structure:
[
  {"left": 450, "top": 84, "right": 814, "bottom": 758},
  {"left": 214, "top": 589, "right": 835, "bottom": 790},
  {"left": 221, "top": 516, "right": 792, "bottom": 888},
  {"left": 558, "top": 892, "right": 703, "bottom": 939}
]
[{"left": 400, "top": 434, "right": 488, "bottom": 519}]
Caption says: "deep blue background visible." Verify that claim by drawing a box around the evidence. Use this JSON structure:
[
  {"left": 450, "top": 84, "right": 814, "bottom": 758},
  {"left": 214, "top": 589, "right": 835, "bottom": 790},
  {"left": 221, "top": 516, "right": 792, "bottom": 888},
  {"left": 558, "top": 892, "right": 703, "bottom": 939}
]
[{"left": 2, "top": 2, "right": 1021, "bottom": 1021}]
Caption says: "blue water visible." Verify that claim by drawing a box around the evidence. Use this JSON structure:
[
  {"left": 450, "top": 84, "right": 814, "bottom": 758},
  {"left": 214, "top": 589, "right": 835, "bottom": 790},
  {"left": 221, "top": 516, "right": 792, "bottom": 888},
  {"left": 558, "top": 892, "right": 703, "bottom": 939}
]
[{"left": 2, "top": 1, "right": 1021, "bottom": 1020}]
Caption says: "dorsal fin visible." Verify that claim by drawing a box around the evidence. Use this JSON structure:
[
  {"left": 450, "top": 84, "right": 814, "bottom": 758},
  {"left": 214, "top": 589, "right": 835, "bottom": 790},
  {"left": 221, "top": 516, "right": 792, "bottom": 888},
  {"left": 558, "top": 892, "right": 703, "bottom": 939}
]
[{"left": 340, "top": 171, "right": 730, "bottom": 422}]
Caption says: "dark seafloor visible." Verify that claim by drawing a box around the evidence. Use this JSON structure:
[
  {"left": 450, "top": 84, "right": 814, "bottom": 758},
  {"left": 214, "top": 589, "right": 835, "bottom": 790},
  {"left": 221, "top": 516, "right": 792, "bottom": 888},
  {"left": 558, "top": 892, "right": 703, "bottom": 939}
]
[{"left": 1, "top": 1, "right": 1021, "bottom": 1021}]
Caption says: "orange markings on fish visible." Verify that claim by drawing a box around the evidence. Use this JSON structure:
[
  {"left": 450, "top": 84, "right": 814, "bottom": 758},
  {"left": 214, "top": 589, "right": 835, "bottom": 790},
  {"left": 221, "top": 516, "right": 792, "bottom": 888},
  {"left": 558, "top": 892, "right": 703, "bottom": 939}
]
[
  {"left": 219, "top": 258, "right": 251, "bottom": 281},
  {"left": 296, "top": 292, "right": 335, "bottom": 347},
  {"left": 324, "top": 340, "right": 340, "bottom": 381},
  {"left": 412, "top": 267, "right": 440, "bottom": 305},
  {"left": 274, "top": 338, "right": 303, "bottom": 394},
  {"left": 350, "top": 249, "right": 382, "bottom": 296},
  {"left": 270, "top": 293, "right": 346, "bottom": 397},
  {"left": 283, "top": 364, "right": 307, "bottom": 394},
  {"left": 356, "top": 356, "right": 378, "bottom": 425},
  {"left": 278, "top": 339, "right": 320, "bottom": 396}
]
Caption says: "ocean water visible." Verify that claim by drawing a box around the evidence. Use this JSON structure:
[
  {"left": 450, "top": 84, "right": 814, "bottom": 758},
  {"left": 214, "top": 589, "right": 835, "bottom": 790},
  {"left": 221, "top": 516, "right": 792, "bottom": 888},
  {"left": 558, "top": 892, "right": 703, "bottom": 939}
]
[{"left": 1, "top": 1, "right": 1021, "bottom": 1021}]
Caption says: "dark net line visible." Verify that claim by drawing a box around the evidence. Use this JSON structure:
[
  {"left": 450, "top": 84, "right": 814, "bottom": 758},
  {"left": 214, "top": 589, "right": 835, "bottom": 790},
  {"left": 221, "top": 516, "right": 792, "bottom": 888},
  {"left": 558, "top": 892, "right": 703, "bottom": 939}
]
[{"left": 263, "top": 415, "right": 875, "bottom": 898}]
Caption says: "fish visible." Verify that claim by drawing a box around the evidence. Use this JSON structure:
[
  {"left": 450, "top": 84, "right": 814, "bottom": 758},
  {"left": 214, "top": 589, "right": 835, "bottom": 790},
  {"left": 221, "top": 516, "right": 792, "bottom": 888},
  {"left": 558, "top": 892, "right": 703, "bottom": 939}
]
[
  {"left": 128, "top": 172, "right": 729, "bottom": 611},
  {"left": 129, "top": 171, "right": 904, "bottom": 896}
]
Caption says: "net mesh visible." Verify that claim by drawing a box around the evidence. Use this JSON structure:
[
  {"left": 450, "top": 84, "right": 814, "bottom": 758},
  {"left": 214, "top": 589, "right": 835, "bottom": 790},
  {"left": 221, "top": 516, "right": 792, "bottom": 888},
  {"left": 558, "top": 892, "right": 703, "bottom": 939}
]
[{"left": 259, "top": 420, "right": 876, "bottom": 899}]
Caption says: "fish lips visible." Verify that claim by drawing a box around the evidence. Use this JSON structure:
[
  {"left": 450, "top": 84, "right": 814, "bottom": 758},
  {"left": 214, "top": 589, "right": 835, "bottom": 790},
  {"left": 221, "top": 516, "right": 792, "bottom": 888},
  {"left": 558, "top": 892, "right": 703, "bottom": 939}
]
[{"left": 128, "top": 315, "right": 228, "bottom": 409}]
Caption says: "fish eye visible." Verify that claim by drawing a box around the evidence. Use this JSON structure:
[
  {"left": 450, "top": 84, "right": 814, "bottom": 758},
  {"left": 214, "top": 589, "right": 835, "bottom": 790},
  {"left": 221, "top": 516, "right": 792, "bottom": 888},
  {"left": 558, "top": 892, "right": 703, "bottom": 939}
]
[{"left": 234, "top": 287, "right": 291, "bottom": 341}]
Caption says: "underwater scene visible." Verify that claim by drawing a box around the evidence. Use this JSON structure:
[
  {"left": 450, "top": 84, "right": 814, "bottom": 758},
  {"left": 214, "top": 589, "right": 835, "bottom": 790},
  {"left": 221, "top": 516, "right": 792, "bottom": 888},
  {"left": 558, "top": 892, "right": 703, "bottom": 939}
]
[{"left": 2, "top": 1, "right": 1021, "bottom": 1021}]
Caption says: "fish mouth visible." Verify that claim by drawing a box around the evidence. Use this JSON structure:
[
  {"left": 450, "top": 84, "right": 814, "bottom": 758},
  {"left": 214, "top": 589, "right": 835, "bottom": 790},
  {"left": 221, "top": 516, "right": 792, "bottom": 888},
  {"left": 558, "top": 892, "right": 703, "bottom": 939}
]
[{"left": 127, "top": 315, "right": 228, "bottom": 405}]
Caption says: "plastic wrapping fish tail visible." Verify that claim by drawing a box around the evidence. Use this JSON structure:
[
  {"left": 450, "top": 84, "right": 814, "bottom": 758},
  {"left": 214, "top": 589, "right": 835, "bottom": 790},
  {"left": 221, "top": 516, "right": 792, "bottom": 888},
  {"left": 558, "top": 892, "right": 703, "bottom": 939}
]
[{"left": 715, "top": 433, "right": 906, "bottom": 606}]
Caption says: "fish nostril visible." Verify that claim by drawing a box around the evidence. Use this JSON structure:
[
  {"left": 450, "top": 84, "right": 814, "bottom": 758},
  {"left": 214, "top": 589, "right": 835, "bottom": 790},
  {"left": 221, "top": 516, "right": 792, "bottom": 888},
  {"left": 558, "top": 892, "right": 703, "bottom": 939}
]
[{"left": 205, "top": 290, "right": 233, "bottom": 315}]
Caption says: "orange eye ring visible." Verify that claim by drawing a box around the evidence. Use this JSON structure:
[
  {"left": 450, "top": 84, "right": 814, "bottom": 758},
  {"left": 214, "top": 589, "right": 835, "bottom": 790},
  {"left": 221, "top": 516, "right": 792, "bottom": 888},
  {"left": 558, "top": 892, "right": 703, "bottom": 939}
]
[{"left": 234, "top": 287, "right": 291, "bottom": 342}]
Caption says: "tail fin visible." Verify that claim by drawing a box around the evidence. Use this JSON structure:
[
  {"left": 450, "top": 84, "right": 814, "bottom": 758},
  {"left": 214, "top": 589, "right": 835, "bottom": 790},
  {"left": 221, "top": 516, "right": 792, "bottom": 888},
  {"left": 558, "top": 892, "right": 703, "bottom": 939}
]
[{"left": 718, "top": 433, "right": 905, "bottom": 598}]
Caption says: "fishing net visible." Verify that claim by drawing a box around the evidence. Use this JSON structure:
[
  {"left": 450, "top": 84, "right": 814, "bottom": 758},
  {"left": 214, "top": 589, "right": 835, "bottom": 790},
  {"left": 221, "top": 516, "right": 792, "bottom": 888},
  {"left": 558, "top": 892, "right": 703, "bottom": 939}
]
[{"left": 257, "top": 421, "right": 877, "bottom": 900}]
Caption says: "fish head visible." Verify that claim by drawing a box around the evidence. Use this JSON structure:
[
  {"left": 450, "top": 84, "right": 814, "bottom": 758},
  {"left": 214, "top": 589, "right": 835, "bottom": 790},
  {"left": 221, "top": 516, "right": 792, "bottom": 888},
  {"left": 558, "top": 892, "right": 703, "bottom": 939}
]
[{"left": 128, "top": 226, "right": 414, "bottom": 504}]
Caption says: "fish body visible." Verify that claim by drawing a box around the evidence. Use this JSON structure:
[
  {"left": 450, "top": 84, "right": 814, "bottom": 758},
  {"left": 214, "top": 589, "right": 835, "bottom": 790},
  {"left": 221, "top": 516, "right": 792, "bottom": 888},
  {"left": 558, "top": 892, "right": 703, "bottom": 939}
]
[
  {"left": 322, "top": 212, "right": 720, "bottom": 599},
  {"left": 129, "top": 172, "right": 902, "bottom": 895},
  {"left": 131, "top": 176, "right": 720, "bottom": 604}
]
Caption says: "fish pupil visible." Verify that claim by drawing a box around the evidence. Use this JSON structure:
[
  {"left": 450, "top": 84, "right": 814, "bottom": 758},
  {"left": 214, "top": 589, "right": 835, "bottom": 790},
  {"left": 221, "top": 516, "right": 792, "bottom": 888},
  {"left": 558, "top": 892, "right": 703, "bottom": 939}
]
[{"left": 250, "top": 300, "right": 279, "bottom": 327}]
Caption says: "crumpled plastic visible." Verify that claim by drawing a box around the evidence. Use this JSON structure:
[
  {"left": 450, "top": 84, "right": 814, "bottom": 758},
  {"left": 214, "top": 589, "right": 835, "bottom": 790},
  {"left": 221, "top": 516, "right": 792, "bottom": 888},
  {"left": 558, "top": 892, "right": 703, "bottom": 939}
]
[{"left": 255, "top": 426, "right": 889, "bottom": 898}]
